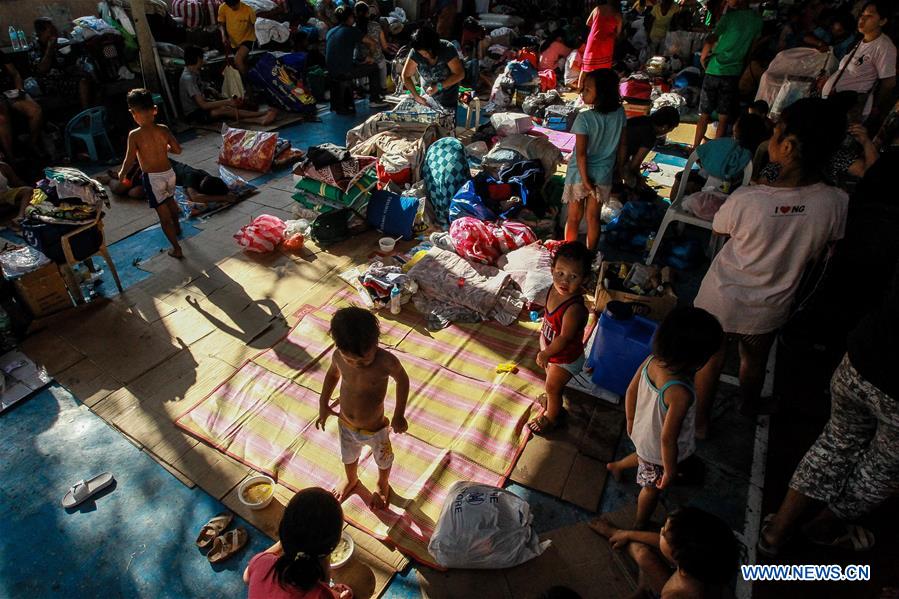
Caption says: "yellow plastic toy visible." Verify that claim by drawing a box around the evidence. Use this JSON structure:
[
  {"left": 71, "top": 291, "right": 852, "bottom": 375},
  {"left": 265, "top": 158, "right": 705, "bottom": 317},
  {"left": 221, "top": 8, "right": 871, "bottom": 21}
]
[{"left": 495, "top": 362, "right": 519, "bottom": 374}]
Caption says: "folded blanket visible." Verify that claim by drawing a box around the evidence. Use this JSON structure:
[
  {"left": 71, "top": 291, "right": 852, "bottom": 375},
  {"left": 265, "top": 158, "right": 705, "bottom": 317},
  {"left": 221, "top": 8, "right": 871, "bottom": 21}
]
[{"left": 408, "top": 247, "right": 525, "bottom": 329}]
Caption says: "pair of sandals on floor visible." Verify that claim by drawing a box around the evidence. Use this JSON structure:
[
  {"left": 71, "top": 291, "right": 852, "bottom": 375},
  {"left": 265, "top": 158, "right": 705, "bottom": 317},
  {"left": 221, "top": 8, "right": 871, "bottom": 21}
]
[
  {"left": 196, "top": 512, "right": 248, "bottom": 563},
  {"left": 757, "top": 514, "right": 876, "bottom": 557}
]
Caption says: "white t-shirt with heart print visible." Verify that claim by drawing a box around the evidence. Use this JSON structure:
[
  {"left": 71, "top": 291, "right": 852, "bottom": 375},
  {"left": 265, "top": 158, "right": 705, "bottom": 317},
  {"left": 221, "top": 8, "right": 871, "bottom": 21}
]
[{"left": 694, "top": 182, "right": 848, "bottom": 335}]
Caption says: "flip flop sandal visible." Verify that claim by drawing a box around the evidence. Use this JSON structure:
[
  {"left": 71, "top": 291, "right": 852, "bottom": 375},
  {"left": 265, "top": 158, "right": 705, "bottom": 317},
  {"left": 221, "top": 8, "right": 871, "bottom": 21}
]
[
  {"left": 806, "top": 523, "right": 875, "bottom": 552},
  {"left": 527, "top": 414, "right": 559, "bottom": 435},
  {"left": 641, "top": 162, "right": 660, "bottom": 172},
  {"left": 756, "top": 514, "right": 781, "bottom": 558},
  {"left": 534, "top": 393, "right": 569, "bottom": 420},
  {"left": 61, "top": 472, "right": 115, "bottom": 508},
  {"left": 207, "top": 528, "right": 248, "bottom": 563},
  {"left": 196, "top": 512, "right": 234, "bottom": 550}
]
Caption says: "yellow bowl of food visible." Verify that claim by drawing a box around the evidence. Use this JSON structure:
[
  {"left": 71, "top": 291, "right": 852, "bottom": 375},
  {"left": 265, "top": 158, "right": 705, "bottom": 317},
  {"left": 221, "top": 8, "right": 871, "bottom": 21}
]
[
  {"left": 329, "top": 531, "right": 354, "bottom": 569},
  {"left": 238, "top": 475, "right": 275, "bottom": 510}
]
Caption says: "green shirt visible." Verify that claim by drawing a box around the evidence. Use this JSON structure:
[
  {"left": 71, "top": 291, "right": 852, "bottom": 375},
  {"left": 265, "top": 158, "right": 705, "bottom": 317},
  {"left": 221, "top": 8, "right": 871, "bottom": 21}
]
[
  {"left": 566, "top": 106, "right": 626, "bottom": 187},
  {"left": 706, "top": 8, "right": 762, "bottom": 77}
]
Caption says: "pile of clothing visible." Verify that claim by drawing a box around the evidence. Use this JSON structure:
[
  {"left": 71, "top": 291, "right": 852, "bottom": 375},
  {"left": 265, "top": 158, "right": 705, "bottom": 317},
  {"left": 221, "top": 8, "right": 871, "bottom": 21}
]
[
  {"left": 290, "top": 143, "right": 377, "bottom": 218},
  {"left": 27, "top": 167, "right": 107, "bottom": 225},
  {"left": 347, "top": 114, "right": 443, "bottom": 189}
]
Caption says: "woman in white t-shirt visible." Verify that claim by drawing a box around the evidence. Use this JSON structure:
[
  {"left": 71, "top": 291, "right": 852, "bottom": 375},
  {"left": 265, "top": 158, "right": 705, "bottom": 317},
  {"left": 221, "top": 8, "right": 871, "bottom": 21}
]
[
  {"left": 822, "top": 0, "right": 896, "bottom": 126},
  {"left": 692, "top": 98, "right": 850, "bottom": 438}
]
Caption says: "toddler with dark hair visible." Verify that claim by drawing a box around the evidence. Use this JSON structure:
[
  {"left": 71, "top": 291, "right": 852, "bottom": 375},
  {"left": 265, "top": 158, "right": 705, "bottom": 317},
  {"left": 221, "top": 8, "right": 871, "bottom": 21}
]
[
  {"left": 528, "top": 241, "right": 593, "bottom": 435},
  {"left": 317, "top": 307, "right": 409, "bottom": 509},
  {"left": 589, "top": 506, "right": 738, "bottom": 598},
  {"left": 606, "top": 307, "right": 724, "bottom": 529}
]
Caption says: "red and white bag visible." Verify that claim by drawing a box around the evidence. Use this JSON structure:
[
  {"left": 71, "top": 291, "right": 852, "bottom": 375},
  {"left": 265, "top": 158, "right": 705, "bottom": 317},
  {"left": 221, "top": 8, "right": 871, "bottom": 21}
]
[
  {"left": 219, "top": 126, "right": 278, "bottom": 173},
  {"left": 171, "top": 0, "right": 205, "bottom": 29},
  {"left": 449, "top": 217, "right": 537, "bottom": 265},
  {"left": 234, "top": 215, "right": 287, "bottom": 252}
]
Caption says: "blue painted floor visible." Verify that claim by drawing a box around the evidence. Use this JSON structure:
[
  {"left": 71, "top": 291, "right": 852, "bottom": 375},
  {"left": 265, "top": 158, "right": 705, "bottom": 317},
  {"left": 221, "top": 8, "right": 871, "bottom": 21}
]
[{"left": 0, "top": 385, "right": 271, "bottom": 598}]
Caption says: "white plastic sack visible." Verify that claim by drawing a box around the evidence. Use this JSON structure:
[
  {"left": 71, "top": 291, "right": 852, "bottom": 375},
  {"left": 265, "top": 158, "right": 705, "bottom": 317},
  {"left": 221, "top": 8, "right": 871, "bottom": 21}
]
[
  {"left": 221, "top": 65, "right": 245, "bottom": 99},
  {"left": 497, "top": 243, "right": 553, "bottom": 305},
  {"left": 428, "top": 481, "right": 550, "bottom": 569},
  {"left": 491, "top": 112, "right": 533, "bottom": 136},
  {"left": 769, "top": 77, "right": 810, "bottom": 118}
]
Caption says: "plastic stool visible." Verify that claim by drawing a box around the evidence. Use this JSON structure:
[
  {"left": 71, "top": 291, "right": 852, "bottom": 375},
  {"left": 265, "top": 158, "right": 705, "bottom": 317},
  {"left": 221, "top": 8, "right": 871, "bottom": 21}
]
[{"left": 64, "top": 107, "right": 115, "bottom": 163}]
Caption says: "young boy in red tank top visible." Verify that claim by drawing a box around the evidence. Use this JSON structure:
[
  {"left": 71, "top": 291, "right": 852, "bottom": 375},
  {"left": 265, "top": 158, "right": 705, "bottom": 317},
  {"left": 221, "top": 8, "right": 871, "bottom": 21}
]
[{"left": 528, "top": 241, "right": 593, "bottom": 435}]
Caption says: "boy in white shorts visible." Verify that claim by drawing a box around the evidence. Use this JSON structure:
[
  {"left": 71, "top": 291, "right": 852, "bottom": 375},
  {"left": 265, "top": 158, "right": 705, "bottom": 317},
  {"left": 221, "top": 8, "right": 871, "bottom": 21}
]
[
  {"left": 316, "top": 307, "right": 409, "bottom": 509},
  {"left": 119, "top": 88, "right": 183, "bottom": 258}
]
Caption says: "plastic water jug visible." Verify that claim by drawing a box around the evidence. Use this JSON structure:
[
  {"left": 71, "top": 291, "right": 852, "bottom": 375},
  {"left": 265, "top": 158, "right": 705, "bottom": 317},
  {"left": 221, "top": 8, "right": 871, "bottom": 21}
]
[{"left": 588, "top": 301, "right": 658, "bottom": 396}]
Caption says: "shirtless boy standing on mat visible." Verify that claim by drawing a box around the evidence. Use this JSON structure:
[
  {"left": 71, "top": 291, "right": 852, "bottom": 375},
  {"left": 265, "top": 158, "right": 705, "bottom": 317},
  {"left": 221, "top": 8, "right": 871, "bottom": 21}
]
[
  {"left": 316, "top": 307, "right": 409, "bottom": 509},
  {"left": 119, "top": 88, "right": 183, "bottom": 258}
]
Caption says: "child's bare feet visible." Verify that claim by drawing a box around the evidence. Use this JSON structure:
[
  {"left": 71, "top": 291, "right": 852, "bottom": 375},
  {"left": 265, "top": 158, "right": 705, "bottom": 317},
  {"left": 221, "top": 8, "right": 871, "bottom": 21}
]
[
  {"left": 260, "top": 109, "right": 277, "bottom": 126},
  {"left": 370, "top": 484, "right": 391, "bottom": 510},
  {"left": 168, "top": 247, "right": 184, "bottom": 259},
  {"left": 606, "top": 461, "right": 626, "bottom": 482},
  {"left": 587, "top": 515, "right": 618, "bottom": 539},
  {"left": 333, "top": 478, "right": 359, "bottom": 502}
]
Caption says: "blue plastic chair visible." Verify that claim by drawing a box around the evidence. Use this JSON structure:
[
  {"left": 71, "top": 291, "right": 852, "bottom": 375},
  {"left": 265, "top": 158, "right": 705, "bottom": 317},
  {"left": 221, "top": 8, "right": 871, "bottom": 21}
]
[{"left": 64, "top": 107, "right": 115, "bottom": 162}]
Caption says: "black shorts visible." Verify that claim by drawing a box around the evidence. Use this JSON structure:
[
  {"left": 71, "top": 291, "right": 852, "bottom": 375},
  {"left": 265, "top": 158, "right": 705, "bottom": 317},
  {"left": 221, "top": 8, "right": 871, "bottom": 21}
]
[{"left": 700, "top": 74, "right": 739, "bottom": 116}]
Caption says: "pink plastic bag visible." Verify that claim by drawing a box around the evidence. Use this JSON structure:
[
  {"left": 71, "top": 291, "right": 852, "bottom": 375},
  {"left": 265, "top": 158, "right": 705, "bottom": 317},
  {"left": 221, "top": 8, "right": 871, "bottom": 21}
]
[
  {"left": 449, "top": 217, "right": 537, "bottom": 265},
  {"left": 234, "top": 215, "right": 287, "bottom": 252}
]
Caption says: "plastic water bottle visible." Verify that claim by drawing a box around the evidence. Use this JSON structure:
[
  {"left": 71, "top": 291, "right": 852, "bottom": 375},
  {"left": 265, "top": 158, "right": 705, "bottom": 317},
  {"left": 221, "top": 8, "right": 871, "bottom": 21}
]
[
  {"left": 17, "top": 30, "right": 28, "bottom": 51},
  {"left": 9, "top": 27, "right": 19, "bottom": 51},
  {"left": 643, "top": 232, "right": 656, "bottom": 262},
  {"left": 389, "top": 285, "right": 401, "bottom": 315}
]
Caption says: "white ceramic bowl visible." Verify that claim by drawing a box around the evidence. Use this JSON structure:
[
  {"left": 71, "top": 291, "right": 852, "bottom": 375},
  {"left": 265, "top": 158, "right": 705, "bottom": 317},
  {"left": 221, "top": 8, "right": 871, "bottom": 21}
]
[
  {"left": 329, "top": 531, "right": 355, "bottom": 569},
  {"left": 237, "top": 474, "right": 275, "bottom": 510},
  {"left": 379, "top": 237, "right": 396, "bottom": 252}
]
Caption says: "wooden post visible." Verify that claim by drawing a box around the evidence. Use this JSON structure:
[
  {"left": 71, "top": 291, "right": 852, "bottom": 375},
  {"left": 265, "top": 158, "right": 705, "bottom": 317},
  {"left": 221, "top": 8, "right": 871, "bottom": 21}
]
[{"left": 130, "top": 0, "right": 160, "bottom": 92}]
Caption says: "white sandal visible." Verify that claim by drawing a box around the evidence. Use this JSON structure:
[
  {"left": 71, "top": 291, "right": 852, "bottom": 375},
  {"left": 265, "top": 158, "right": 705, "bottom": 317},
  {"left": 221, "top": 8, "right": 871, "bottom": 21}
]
[{"left": 62, "top": 472, "right": 114, "bottom": 508}]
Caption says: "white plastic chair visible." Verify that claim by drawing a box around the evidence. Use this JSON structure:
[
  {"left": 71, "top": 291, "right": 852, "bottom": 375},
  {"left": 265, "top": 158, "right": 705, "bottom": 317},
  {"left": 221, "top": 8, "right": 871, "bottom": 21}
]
[{"left": 644, "top": 150, "right": 753, "bottom": 265}]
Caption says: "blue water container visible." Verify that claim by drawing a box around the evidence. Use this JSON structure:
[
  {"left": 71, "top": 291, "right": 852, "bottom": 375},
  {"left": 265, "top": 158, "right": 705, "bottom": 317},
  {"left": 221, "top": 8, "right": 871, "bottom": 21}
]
[{"left": 588, "top": 301, "right": 658, "bottom": 396}]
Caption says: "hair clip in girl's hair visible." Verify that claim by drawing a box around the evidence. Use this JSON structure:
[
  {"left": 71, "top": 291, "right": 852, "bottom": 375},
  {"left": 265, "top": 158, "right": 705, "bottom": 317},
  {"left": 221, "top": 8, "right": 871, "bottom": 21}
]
[{"left": 294, "top": 551, "right": 308, "bottom": 561}]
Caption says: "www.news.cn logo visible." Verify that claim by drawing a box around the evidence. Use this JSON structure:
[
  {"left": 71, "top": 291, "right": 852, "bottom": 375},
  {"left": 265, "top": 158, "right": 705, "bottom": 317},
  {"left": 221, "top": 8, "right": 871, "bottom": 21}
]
[{"left": 741, "top": 564, "right": 871, "bottom": 582}]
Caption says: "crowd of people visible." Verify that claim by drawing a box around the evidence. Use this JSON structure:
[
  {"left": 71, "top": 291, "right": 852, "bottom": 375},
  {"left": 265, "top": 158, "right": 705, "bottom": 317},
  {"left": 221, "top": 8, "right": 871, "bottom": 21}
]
[{"left": 2, "top": 0, "right": 896, "bottom": 597}]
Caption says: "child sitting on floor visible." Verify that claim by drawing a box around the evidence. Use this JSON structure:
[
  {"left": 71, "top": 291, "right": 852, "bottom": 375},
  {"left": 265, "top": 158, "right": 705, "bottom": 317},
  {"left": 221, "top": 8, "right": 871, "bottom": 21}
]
[
  {"left": 588, "top": 507, "right": 738, "bottom": 599},
  {"left": 316, "top": 307, "right": 409, "bottom": 509},
  {"left": 119, "top": 88, "right": 184, "bottom": 258},
  {"left": 563, "top": 69, "right": 626, "bottom": 250},
  {"left": 606, "top": 307, "right": 724, "bottom": 529},
  {"left": 244, "top": 487, "right": 353, "bottom": 599},
  {"left": 180, "top": 45, "right": 277, "bottom": 126},
  {"left": 528, "top": 241, "right": 592, "bottom": 435}
]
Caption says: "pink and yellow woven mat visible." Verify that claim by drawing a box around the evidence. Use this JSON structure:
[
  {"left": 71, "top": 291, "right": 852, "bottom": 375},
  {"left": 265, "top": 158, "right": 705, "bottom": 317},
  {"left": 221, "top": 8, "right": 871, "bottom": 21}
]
[{"left": 176, "top": 290, "right": 544, "bottom": 566}]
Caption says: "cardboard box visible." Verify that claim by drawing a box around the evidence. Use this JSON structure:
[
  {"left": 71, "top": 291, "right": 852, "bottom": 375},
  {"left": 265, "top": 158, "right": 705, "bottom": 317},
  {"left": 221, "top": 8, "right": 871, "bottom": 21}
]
[
  {"left": 13, "top": 264, "right": 72, "bottom": 318},
  {"left": 594, "top": 261, "right": 677, "bottom": 322}
]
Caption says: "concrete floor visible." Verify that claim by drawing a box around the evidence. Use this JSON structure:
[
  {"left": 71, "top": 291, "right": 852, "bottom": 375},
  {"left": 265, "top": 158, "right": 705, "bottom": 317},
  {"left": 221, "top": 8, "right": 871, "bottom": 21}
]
[{"left": 0, "top": 102, "right": 831, "bottom": 598}]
